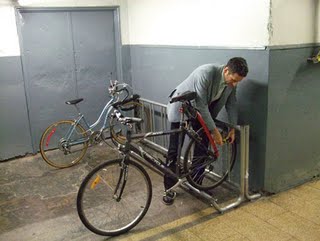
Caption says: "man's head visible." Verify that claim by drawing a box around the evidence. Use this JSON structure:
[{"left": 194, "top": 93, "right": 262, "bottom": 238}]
[{"left": 223, "top": 57, "right": 248, "bottom": 87}]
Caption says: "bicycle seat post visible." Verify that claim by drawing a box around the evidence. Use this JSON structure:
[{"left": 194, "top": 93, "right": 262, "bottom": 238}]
[
  {"left": 74, "top": 104, "right": 82, "bottom": 116},
  {"left": 175, "top": 102, "right": 187, "bottom": 176}
]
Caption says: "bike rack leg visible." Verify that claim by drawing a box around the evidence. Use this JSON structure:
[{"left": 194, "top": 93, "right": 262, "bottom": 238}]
[
  {"left": 243, "top": 125, "right": 261, "bottom": 200},
  {"left": 181, "top": 182, "right": 243, "bottom": 213},
  {"left": 181, "top": 125, "right": 260, "bottom": 213}
]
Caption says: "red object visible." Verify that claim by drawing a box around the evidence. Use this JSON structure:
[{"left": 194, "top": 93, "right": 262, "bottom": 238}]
[
  {"left": 46, "top": 128, "right": 56, "bottom": 147},
  {"left": 196, "top": 112, "right": 219, "bottom": 157}
]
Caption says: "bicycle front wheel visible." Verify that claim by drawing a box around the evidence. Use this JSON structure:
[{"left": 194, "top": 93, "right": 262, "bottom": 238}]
[
  {"left": 183, "top": 127, "right": 236, "bottom": 190},
  {"left": 39, "top": 120, "right": 88, "bottom": 168},
  {"left": 77, "top": 159, "right": 152, "bottom": 236},
  {"left": 109, "top": 101, "right": 152, "bottom": 145}
]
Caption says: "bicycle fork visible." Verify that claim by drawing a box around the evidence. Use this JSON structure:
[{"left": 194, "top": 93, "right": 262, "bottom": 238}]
[{"left": 113, "top": 158, "right": 129, "bottom": 202}]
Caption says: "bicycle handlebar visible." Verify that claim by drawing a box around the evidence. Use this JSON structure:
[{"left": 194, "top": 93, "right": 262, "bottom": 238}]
[
  {"left": 108, "top": 80, "right": 131, "bottom": 96},
  {"left": 112, "top": 94, "right": 140, "bottom": 108},
  {"left": 112, "top": 109, "right": 143, "bottom": 126}
]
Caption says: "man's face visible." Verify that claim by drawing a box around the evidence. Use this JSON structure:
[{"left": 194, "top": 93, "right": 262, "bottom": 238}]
[{"left": 223, "top": 67, "right": 244, "bottom": 87}]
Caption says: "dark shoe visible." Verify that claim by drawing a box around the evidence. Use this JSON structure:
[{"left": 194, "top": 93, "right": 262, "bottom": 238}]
[{"left": 162, "top": 190, "right": 177, "bottom": 205}]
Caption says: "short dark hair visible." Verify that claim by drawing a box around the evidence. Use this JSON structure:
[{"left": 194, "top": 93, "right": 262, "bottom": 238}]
[{"left": 226, "top": 57, "right": 248, "bottom": 77}]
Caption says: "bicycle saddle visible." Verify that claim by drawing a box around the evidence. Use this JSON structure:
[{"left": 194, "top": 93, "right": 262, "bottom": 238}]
[
  {"left": 170, "top": 91, "right": 196, "bottom": 103},
  {"left": 65, "top": 98, "right": 84, "bottom": 105}
]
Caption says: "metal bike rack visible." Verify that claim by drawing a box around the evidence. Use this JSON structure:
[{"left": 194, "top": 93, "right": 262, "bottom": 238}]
[
  {"left": 182, "top": 125, "right": 261, "bottom": 212},
  {"left": 136, "top": 98, "right": 261, "bottom": 213}
]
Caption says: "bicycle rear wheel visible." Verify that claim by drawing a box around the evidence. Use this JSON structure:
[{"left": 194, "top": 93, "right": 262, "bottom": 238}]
[
  {"left": 183, "top": 127, "right": 236, "bottom": 190},
  {"left": 39, "top": 120, "right": 88, "bottom": 168},
  {"left": 77, "top": 158, "right": 152, "bottom": 236}
]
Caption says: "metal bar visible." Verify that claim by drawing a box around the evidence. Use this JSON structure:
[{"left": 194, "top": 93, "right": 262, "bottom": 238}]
[
  {"left": 129, "top": 151, "right": 163, "bottom": 177},
  {"left": 244, "top": 125, "right": 261, "bottom": 200},
  {"left": 163, "top": 106, "right": 168, "bottom": 147},
  {"left": 141, "top": 139, "right": 167, "bottom": 154},
  {"left": 226, "top": 143, "right": 232, "bottom": 183},
  {"left": 136, "top": 98, "right": 260, "bottom": 213},
  {"left": 239, "top": 126, "right": 246, "bottom": 198},
  {"left": 181, "top": 182, "right": 243, "bottom": 213},
  {"left": 151, "top": 103, "right": 155, "bottom": 142},
  {"left": 160, "top": 106, "right": 165, "bottom": 147},
  {"left": 141, "top": 102, "right": 146, "bottom": 132},
  {"left": 131, "top": 128, "right": 183, "bottom": 140},
  {"left": 139, "top": 97, "right": 167, "bottom": 108}
]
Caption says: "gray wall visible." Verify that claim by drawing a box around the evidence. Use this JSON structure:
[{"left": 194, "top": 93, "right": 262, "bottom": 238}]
[
  {"left": 265, "top": 46, "right": 320, "bottom": 192},
  {"left": 0, "top": 8, "right": 119, "bottom": 160},
  {"left": 0, "top": 56, "right": 33, "bottom": 160},
  {"left": 2, "top": 33, "right": 319, "bottom": 193},
  {"left": 126, "top": 45, "right": 269, "bottom": 189},
  {"left": 126, "top": 45, "right": 320, "bottom": 192},
  {"left": 121, "top": 45, "right": 132, "bottom": 87}
]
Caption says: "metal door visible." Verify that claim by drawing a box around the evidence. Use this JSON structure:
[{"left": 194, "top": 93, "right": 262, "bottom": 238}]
[{"left": 18, "top": 8, "right": 119, "bottom": 152}]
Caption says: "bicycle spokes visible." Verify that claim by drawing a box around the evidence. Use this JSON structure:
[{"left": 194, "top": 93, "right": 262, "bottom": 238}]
[
  {"left": 77, "top": 159, "right": 152, "bottom": 236},
  {"left": 184, "top": 127, "right": 236, "bottom": 190},
  {"left": 40, "top": 120, "right": 88, "bottom": 168},
  {"left": 89, "top": 164, "right": 128, "bottom": 202}
]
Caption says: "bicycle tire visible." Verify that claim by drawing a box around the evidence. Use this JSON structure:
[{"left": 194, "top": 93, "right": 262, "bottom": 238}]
[
  {"left": 109, "top": 101, "right": 151, "bottom": 145},
  {"left": 39, "top": 120, "right": 88, "bottom": 168},
  {"left": 133, "top": 101, "right": 152, "bottom": 133},
  {"left": 77, "top": 158, "right": 152, "bottom": 236},
  {"left": 183, "top": 126, "right": 236, "bottom": 190}
]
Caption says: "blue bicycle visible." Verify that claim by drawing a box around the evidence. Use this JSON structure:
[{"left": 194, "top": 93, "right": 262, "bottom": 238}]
[{"left": 39, "top": 80, "right": 139, "bottom": 168}]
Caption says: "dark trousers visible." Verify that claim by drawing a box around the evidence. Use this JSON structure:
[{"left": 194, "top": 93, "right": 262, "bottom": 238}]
[{"left": 164, "top": 120, "right": 209, "bottom": 190}]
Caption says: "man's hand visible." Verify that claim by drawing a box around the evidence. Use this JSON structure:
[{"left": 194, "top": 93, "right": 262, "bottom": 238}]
[
  {"left": 226, "top": 128, "right": 235, "bottom": 144},
  {"left": 212, "top": 128, "right": 223, "bottom": 145}
]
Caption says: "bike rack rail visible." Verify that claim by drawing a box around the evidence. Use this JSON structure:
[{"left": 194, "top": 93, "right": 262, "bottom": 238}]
[{"left": 135, "top": 97, "right": 260, "bottom": 213}]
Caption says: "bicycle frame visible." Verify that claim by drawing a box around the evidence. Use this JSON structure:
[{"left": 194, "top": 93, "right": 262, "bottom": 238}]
[
  {"left": 61, "top": 82, "right": 130, "bottom": 147},
  {"left": 119, "top": 104, "right": 220, "bottom": 192},
  {"left": 62, "top": 97, "right": 116, "bottom": 146},
  {"left": 129, "top": 128, "right": 193, "bottom": 177},
  {"left": 75, "top": 96, "right": 117, "bottom": 132}
]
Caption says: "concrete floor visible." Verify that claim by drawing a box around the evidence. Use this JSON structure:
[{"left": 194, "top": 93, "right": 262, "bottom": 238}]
[{"left": 1, "top": 142, "right": 320, "bottom": 241}]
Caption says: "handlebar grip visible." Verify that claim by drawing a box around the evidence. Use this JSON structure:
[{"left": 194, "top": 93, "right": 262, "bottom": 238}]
[
  {"left": 112, "top": 94, "right": 140, "bottom": 108},
  {"left": 124, "top": 117, "right": 143, "bottom": 124}
]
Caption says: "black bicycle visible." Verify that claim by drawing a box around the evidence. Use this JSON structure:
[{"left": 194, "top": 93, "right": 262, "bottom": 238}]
[{"left": 76, "top": 91, "right": 236, "bottom": 236}]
